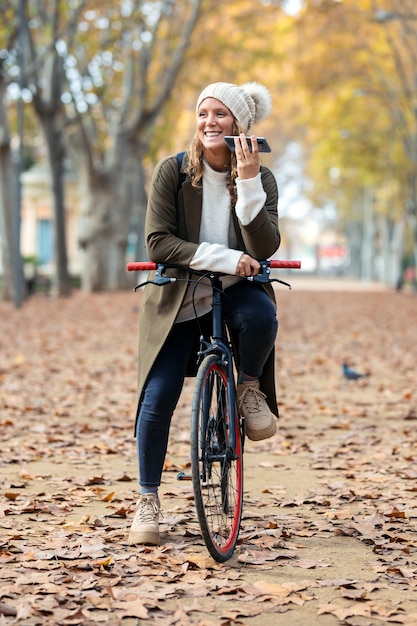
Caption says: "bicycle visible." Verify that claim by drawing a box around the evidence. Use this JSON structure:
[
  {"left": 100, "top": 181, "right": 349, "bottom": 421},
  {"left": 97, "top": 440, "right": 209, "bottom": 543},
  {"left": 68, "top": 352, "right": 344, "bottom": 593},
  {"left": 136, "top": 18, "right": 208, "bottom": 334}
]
[{"left": 127, "top": 258, "right": 301, "bottom": 561}]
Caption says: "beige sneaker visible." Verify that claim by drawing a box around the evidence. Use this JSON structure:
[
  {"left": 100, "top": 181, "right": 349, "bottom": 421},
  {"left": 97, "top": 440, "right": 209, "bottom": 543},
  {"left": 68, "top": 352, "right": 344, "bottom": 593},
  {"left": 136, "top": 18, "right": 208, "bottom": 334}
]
[
  {"left": 128, "top": 493, "right": 160, "bottom": 545},
  {"left": 237, "top": 380, "right": 277, "bottom": 441}
]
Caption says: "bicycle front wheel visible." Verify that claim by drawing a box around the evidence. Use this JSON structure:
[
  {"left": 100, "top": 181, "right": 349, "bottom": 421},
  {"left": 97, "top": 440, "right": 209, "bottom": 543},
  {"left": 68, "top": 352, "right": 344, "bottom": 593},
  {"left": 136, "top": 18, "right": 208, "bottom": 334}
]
[{"left": 191, "top": 354, "right": 243, "bottom": 562}]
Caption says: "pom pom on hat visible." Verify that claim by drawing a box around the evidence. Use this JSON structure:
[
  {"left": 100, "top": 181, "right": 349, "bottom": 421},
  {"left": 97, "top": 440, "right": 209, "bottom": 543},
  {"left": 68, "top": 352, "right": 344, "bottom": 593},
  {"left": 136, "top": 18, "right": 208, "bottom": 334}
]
[
  {"left": 241, "top": 82, "right": 272, "bottom": 125},
  {"left": 196, "top": 81, "right": 271, "bottom": 132}
]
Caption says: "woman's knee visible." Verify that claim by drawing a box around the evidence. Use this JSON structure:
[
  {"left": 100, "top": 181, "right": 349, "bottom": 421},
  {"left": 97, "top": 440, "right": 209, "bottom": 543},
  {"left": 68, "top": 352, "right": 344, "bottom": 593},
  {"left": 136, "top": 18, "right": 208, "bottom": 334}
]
[{"left": 244, "top": 298, "right": 277, "bottom": 332}]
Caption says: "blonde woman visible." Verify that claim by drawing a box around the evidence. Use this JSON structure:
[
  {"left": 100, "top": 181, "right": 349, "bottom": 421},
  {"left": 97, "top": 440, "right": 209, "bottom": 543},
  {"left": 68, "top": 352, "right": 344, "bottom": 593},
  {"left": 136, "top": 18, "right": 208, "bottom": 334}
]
[{"left": 129, "top": 82, "right": 281, "bottom": 546}]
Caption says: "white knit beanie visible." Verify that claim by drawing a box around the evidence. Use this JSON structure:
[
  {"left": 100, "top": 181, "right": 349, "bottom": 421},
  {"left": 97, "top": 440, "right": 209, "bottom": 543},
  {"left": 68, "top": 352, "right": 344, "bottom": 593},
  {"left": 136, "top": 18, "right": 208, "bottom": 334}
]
[{"left": 196, "top": 82, "right": 272, "bottom": 133}]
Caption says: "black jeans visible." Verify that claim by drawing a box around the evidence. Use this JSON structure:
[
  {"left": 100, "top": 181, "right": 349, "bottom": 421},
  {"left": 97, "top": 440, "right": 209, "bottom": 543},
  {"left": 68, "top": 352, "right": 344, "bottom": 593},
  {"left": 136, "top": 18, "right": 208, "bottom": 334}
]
[{"left": 136, "top": 281, "right": 278, "bottom": 489}]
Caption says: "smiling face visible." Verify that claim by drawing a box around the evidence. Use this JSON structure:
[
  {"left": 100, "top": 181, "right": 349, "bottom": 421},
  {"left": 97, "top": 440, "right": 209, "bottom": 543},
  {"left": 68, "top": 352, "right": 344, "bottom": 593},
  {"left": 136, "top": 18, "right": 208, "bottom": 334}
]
[{"left": 196, "top": 97, "right": 235, "bottom": 158}]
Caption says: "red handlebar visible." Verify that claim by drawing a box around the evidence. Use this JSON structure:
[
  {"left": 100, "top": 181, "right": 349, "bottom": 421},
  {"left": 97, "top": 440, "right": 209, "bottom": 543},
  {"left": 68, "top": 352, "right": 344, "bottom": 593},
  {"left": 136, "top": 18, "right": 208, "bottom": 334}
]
[
  {"left": 127, "top": 262, "right": 157, "bottom": 271},
  {"left": 127, "top": 260, "right": 301, "bottom": 272},
  {"left": 269, "top": 260, "right": 301, "bottom": 269}
]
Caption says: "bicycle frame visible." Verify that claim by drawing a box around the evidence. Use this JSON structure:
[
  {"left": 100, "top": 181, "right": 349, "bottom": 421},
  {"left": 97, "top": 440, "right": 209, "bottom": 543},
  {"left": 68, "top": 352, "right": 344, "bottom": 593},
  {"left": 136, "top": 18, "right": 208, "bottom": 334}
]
[{"left": 195, "top": 272, "right": 239, "bottom": 455}]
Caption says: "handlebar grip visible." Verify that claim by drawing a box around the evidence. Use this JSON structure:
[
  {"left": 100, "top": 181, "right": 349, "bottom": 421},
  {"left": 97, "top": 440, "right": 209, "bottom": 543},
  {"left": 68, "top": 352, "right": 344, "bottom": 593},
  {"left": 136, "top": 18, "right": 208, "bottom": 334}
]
[
  {"left": 269, "top": 260, "right": 301, "bottom": 269},
  {"left": 126, "top": 262, "right": 157, "bottom": 271}
]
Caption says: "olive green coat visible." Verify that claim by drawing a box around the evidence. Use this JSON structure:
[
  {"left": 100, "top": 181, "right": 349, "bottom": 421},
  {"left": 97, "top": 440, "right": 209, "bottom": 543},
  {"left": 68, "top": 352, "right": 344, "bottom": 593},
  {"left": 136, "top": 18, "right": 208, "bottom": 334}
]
[{"left": 136, "top": 153, "right": 281, "bottom": 418}]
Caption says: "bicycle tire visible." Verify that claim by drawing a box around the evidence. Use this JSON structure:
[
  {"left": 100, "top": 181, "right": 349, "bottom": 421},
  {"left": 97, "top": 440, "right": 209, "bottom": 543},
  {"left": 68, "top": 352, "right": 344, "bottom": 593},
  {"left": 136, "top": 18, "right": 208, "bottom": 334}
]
[{"left": 191, "top": 354, "right": 243, "bottom": 562}]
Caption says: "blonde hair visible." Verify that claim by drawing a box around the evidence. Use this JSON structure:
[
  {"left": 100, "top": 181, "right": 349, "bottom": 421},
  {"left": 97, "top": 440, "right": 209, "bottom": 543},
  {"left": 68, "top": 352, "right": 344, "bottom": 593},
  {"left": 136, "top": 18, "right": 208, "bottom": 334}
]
[{"left": 185, "top": 120, "right": 245, "bottom": 207}]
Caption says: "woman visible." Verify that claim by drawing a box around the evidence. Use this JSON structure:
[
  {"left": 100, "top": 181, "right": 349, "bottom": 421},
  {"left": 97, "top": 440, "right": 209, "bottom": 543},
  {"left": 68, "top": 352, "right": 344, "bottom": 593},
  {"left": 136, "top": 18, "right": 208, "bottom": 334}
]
[{"left": 129, "top": 81, "right": 281, "bottom": 546}]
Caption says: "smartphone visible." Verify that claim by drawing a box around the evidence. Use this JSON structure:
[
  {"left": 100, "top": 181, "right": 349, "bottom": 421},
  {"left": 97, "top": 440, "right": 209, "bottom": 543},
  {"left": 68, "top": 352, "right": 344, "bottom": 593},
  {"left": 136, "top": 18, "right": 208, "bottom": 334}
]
[{"left": 224, "top": 136, "right": 271, "bottom": 153}]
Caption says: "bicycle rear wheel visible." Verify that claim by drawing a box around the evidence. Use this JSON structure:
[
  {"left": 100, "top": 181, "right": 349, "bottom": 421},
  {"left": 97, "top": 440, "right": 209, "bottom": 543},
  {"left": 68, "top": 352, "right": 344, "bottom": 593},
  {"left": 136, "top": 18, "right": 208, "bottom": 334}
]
[{"left": 191, "top": 354, "right": 243, "bottom": 562}]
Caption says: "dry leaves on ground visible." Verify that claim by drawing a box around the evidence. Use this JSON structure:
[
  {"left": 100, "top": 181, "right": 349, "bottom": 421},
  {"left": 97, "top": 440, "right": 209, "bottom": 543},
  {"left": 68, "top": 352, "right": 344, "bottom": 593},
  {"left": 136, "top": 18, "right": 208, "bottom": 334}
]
[{"left": 0, "top": 281, "right": 416, "bottom": 625}]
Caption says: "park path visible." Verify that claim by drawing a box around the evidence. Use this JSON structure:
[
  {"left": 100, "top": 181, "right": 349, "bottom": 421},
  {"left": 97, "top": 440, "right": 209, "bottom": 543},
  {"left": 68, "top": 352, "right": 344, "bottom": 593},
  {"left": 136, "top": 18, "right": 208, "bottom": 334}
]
[{"left": 0, "top": 279, "right": 416, "bottom": 625}]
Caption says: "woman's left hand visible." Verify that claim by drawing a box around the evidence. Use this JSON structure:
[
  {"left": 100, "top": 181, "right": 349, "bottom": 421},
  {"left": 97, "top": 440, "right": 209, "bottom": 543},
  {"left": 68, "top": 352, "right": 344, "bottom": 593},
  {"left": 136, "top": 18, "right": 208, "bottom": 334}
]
[{"left": 234, "top": 133, "right": 261, "bottom": 180}]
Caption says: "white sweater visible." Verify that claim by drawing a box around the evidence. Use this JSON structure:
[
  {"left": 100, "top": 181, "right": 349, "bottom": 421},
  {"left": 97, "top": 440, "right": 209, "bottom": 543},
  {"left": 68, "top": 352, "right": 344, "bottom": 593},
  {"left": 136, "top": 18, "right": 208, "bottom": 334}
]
[{"left": 175, "top": 161, "right": 267, "bottom": 323}]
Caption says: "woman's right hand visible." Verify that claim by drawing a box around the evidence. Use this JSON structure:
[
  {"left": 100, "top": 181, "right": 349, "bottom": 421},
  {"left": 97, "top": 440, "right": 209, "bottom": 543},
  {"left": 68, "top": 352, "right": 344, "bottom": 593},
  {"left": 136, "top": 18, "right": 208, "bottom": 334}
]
[
  {"left": 236, "top": 253, "right": 260, "bottom": 277},
  {"left": 235, "top": 133, "right": 261, "bottom": 180}
]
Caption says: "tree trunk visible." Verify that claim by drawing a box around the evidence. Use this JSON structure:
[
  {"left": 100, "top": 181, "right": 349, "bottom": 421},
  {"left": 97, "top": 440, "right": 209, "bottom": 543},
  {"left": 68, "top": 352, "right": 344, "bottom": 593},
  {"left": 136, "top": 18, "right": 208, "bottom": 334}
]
[
  {"left": 361, "top": 187, "right": 374, "bottom": 281},
  {"left": 0, "top": 128, "right": 14, "bottom": 301},
  {"left": 68, "top": 129, "right": 150, "bottom": 292},
  {"left": 346, "top": 221, "right": 361, "bottom": 279},
  {"left": 382, "top": 217, "right": 405, "bottom": 287},
  {"left": 78, "top": 169, "right": 132, "bottom": 292},
  {"left": 41, "top": 113, "right": 71, "bottom": 297},
  {"left": 0, "top": 73, "right": 24, "bottom": 303},
  {"left": 29, "top": 47, "right": 72, "bottom": 298}
]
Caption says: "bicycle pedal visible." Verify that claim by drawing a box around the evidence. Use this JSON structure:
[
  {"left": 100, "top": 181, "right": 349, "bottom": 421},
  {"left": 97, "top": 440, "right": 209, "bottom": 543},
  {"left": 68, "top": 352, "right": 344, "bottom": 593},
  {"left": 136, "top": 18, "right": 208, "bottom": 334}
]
[{"left": 176, "top": 471, "right": 192, "bottom": 481}]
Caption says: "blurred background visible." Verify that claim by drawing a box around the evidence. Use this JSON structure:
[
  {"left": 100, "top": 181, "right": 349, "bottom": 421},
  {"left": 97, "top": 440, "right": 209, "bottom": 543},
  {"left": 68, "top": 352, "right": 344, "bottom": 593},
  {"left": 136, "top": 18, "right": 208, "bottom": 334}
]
[{"left": 1, "top": 0, "right": 416, "bottom": 305}]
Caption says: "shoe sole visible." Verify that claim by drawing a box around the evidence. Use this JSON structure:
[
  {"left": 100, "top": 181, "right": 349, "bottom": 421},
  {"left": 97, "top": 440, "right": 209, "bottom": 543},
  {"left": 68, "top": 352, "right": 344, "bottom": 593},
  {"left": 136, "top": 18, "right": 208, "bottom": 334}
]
[
  {"left": 128, "top": 530, "right": 160, "bottom": 546},
  {"left": 245, "top": 419, "right": 276, "bottom": 441}
]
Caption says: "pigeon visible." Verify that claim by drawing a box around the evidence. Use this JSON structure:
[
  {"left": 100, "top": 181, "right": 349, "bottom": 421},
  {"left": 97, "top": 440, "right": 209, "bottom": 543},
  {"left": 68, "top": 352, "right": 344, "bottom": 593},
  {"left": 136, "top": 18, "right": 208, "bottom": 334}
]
[{"left": 342, "top": 363, "right": 369, "bottom": 381}]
